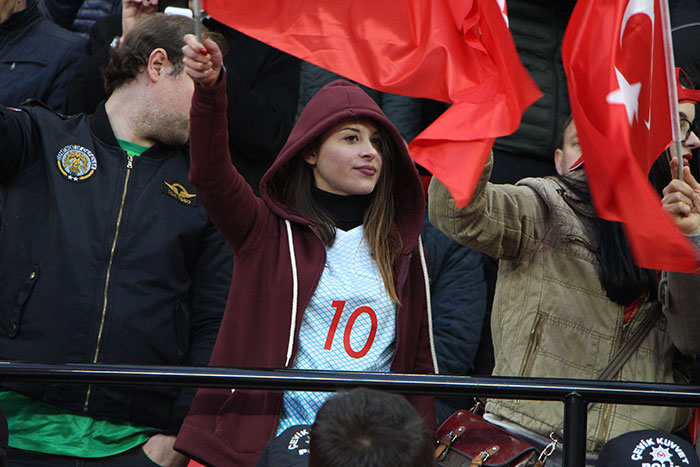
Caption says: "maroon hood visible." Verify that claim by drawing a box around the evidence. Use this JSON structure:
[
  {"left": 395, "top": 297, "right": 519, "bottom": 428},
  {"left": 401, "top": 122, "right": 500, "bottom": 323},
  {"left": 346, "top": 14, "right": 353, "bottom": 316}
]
[{"left": 260, "top": 80, "right": 425, "bottom": 252}]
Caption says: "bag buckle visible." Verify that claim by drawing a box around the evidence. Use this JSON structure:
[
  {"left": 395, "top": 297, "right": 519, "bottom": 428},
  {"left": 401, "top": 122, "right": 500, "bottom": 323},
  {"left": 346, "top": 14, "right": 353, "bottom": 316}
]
[
  {"left": 435, "top": 426, "right": 466, "bottom": 461},
  {"left": 448, "top": 426, "right": 466, "bottom": 444},
  {"left": 470, "top": 445, "right": 500, "bottom": 467}
]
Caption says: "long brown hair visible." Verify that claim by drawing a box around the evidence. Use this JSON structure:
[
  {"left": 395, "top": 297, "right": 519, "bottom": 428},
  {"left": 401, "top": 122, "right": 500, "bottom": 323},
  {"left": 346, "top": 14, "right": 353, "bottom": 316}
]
[
  {"left": 280, "top": 119, "right": 402, "bottom": 303},
  {"left": 557, "top": 175, "right": 656, "bottom": 305}
]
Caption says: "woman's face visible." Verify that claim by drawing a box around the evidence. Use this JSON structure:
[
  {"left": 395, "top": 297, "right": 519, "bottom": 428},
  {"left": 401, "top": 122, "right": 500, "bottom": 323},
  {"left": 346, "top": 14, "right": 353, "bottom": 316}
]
[
  {"left": 304, "top": 119, "right": 383, "bottom": 196},
  {"left": 554, "top": 120, "right": 581, "bottom": 175},
  {"left": 669, "top": 102, "right": 700, "bottom": 165}
]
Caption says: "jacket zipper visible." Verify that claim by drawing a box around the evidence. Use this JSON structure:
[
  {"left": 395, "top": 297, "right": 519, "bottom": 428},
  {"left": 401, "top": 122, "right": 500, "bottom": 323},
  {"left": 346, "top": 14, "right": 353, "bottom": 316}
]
[
  {"left": 519, "top": 314, "right": 544, "bottom": 377},
  {"left": 83, "top": 155, "right": 134, "bottom": 412}
]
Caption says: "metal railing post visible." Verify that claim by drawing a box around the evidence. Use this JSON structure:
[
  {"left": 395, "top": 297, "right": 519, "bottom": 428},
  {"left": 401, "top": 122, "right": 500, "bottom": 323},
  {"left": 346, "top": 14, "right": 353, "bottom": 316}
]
[{"left": 563, "top": 392, "right": 587, "bottom": 467}]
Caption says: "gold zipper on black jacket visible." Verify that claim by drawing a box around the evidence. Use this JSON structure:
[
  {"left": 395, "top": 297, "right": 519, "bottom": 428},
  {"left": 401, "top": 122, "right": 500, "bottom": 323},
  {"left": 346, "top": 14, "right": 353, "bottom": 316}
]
[{"left": 83, "top": 155, "right": 134, "bottom": 412}]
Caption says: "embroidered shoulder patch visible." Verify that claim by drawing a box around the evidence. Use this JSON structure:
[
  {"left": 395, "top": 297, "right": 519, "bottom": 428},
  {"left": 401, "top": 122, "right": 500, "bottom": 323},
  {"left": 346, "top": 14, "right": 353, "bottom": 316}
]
[
  {"left": 162, "top": 180, "right": 198, "bottom": 206},
  {"left": 56, "top": 145, "right": 97, "bottom": 182}
]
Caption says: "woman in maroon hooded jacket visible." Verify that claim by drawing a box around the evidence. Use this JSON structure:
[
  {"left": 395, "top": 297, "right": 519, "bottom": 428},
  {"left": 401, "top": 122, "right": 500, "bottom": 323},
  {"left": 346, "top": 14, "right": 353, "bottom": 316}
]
[{"left": 174, "top": 35, "right": 438, "bottom": 466}]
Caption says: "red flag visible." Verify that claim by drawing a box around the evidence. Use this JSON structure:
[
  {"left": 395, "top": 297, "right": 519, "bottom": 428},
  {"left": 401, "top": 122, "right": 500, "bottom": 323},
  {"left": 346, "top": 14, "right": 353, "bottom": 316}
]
[
  {"left": 562, "top": 0, "right": 699, "bottom": 272},
  {"left": 497, "top": 0, "right": 509, "bottom": 26},
  {"left": 202, "top": 0, "right": 541, "bottom": 206}
]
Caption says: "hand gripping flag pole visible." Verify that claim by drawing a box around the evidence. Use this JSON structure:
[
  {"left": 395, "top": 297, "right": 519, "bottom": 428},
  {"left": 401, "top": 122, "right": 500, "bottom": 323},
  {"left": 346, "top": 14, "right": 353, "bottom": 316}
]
[
  {"left": 198, "top": 0, "right": 541, "bottom": 208},
  {"left": 192, "top": 0, "right": 203, "bottom": 44}
]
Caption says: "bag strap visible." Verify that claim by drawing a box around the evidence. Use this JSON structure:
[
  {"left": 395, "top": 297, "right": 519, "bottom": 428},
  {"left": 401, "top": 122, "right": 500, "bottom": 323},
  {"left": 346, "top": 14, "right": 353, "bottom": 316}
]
[
  {"left": 551, "top": 301, "right": 662, "bottom": 441},
  {"left": 597, "top": 301, "right": 662, "bottom": 380}
]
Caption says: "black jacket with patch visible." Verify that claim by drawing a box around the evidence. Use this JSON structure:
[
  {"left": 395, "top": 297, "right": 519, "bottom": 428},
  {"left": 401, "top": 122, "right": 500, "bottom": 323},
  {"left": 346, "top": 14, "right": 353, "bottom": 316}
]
[{"left": 0, "top": 102, "right": 232, "bottom": 433}]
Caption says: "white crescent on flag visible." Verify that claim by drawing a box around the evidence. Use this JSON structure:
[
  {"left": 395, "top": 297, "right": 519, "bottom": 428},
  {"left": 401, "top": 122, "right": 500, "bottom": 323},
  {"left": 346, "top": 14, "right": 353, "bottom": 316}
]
[
  {"left": 620, "top": 0, "right": 654, "bottom": 47},
  {"left": 496, "top": 0, "right": 508, "bottom": 27}
]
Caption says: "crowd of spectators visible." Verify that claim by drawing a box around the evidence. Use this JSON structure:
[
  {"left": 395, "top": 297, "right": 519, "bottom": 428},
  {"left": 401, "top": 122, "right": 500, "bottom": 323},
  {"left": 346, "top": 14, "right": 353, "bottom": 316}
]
[{"left": 1, "top": 0, "right": 700, "bottom": 466}]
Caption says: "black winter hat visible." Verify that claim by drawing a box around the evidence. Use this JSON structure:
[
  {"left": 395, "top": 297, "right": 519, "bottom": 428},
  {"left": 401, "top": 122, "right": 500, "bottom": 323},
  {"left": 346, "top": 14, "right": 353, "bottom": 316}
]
[
  {"left": 255, "top": 425, "right": 311, "bottom": 467},
  {"left": 596, "top": 430, "right": 699, "bottom": 467}
]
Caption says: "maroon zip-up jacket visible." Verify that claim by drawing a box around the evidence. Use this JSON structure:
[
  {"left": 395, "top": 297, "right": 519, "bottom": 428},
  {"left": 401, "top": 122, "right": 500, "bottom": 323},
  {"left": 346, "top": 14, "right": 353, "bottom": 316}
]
[{"left": 175, "top": 75, "right": 437, "bottom": 466}]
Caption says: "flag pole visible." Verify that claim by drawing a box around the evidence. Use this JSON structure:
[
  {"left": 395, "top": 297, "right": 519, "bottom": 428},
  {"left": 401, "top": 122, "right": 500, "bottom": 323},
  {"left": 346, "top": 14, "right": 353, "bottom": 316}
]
[
  {"left": 660, "top": 0, "right": 684, "bottom": 182},
  {"left": 193, "top": 0, "right": 203, "bottom": 44}
]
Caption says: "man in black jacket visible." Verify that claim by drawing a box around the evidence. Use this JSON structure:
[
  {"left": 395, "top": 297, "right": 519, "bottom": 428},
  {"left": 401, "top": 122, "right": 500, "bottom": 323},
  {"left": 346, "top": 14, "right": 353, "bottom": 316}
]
[
  {"left": 0, "top": 14, "right": 231, "bottom": 466},
  {"left": 65, "top": 0, "right": 300, "bottom": 194}
]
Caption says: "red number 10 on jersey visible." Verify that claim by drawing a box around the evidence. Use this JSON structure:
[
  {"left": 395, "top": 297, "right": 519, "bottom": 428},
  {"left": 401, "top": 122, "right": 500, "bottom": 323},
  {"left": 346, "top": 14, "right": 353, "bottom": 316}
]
[{"left": 324, "top": 300, "right": 378, "bottom": 358}]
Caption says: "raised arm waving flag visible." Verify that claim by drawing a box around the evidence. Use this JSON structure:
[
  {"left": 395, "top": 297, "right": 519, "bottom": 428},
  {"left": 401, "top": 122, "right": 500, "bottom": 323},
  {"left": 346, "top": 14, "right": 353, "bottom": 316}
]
[{"left": 201, "top": 0, "right": 541, "bottom": 206}]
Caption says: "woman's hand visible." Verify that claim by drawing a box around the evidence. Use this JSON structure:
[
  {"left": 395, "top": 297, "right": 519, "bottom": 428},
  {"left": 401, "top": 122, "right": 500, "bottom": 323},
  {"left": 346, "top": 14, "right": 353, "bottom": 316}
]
[
  {"left": 182, "top": 33, "right": 223, "bottom": 88},
  {"left": 142, "top": 434, "right": 188, "bottom": 467},
  {"left": 662, "top": 156, "right": 700, "bottom": 235}
]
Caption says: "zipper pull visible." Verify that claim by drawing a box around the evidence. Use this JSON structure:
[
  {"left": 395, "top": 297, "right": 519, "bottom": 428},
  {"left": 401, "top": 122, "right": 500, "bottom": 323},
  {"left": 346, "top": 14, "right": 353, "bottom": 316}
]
[{"left": 126, "top": 155, "right": 133, "bottom": 169}]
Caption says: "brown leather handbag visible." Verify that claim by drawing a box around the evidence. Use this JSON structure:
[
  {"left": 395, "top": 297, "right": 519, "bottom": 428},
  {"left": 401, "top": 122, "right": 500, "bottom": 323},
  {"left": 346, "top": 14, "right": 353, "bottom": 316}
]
[
  {"left": 435, "top": 409, "right": 538, "bottom": 467},
  {"left": 435, "top": 299, "right": 663, "bottom": 467}
]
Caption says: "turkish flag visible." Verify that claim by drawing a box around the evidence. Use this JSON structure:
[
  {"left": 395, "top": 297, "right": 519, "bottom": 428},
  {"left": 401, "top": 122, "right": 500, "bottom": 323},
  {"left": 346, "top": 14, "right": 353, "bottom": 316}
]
[
  {"left": 202, "top": 0, "right": 541, "bottom": 207},
  {"left": 562, "top": 0, "right": 699, "bottom": 272},
  {"left": 497, "top": 0, "right": 509, "bottom": 26}
]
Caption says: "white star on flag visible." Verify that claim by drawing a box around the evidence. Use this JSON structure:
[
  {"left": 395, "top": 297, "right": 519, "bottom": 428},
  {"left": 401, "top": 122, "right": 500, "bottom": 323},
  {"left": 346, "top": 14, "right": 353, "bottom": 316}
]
[{"left": 606, "top": 67, "right": 642, "bottom": 126}]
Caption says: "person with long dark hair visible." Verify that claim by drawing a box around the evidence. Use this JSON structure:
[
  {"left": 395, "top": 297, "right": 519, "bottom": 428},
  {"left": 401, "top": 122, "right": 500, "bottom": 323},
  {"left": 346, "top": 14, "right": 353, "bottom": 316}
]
[
  {"left": 172, "top": 35, "right": 437, "bottom": 466},
  {"left": 428, "top": 71, "right": 700, "bottom": 462}
]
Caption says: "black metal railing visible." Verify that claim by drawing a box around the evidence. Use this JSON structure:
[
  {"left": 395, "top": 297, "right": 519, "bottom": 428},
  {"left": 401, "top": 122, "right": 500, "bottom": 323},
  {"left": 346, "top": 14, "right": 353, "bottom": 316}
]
[{"left": 2, "top": 362, "right": 699, "bottom": 466}]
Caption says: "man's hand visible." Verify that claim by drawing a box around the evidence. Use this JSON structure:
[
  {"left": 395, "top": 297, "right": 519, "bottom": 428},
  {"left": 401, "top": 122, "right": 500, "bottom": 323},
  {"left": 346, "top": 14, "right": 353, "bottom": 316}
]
[
  {"left": 182, "top": 34, "right": 224, "bottom": 88},
  {"left": 662, "top": 157, "right": 700, "bottom": 235},
  {"left": 122, "top": 0, "right": 158, "bottom": 40},
  {"left": 142, "top": 433, "right": 188, "bottom": 467}
]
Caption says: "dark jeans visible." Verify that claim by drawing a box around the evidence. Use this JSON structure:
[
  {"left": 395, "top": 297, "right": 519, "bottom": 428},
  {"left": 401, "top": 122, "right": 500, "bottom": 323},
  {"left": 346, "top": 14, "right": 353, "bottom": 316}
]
[{"left": 7, "top": 445, "right": 159, "bottom": 467}]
